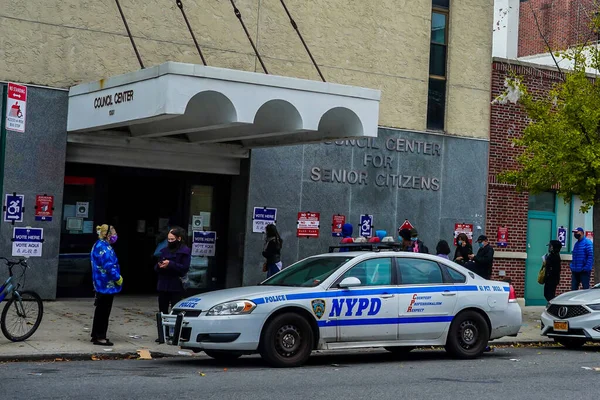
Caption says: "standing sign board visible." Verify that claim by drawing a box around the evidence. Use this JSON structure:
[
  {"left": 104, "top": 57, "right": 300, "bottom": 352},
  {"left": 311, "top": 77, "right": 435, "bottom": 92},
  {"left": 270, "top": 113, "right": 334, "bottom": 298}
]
[
  {"left": 453, "top": 223, "right": 474, "bottom": 245},
  {"left": 4, "top": 194, "right": 24, "bottom": 222},
  {"left": 399, "top": 219, "right": 414, "bottom": 231},
  {"left": 192, "top": 231, "right": 216, "bottom": 257},
  {"left": 297, "top": 212, "right": 320, "bottom": 238},
  {"left": 35, "top": 195, "right": 54, "bottom": 221},
  {"left": 252, "top": 207, "right": 277, "bottom": 233},
  {"left": 360, "top": 215, "right": 374, "bottom": 237},
  {"left": 331, "top": 215, "right": 346, "bottom": 237},
  {"left": 12, "top": 227, "right": 43, "bottom": 257},
  {"left": 557, "top": 226, "right": 567, "bottom": 247},
  {"left": 6, "top": 83, "right": 27, "bottom": 133},
  {"left": 497, "top": 227, "right": 509, "bottom": 248}
]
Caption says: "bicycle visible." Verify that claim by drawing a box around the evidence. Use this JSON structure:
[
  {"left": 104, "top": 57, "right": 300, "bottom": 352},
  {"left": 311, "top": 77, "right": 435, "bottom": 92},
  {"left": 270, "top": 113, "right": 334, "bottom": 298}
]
[{"left": 0, "top": 257, "right": 43, "bottom": 341}]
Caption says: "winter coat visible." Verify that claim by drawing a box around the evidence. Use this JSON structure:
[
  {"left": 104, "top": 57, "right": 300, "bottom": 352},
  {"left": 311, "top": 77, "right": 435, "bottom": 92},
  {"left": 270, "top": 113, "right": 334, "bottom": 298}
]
[
  {"left": 453, "top": 244, "right": 473, "bottom": 265},
  {"left": 155, "top": 245, "right": 191, "bottom": 292},
  {"left": 571, "top": 238, "right": 593, "bottom": 273},
  {"left": 412, "top": 239, "right": 429, "bottom": 254},
  {"left": 91, "top": 240, "right": 123, "bottom": 295},
  {"left": 544, "top": 252, "right": 562, "bottom": 285},
  {"left": 262, "top": 238, "right": 282, "bottom": 264},
  {"left": 474, "top": 244, "right": 494, "bottom": 278}
]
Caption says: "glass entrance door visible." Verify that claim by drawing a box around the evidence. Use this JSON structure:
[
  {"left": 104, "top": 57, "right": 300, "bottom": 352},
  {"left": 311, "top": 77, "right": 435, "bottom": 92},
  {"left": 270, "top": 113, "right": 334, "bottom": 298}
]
[{"left": 186, "top": 185, "right": 214, "bottom": 291}]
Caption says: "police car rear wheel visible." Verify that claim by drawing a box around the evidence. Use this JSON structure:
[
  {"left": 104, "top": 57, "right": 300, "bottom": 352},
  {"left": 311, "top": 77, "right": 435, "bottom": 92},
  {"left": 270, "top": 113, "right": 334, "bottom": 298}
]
[
  {"left": 445, "top": 311, "right": 489, "bottom": 359},
  {"left": 203, "top": 350, "right": 243, "bottom": 361},
  {"left": 260, "top": 313, "right": 314, "bottom": 368}
]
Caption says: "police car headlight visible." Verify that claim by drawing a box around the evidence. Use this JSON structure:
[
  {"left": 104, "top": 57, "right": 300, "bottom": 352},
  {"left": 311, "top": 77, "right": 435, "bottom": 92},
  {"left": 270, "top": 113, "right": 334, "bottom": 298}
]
[{"left": 207, "top": 300, "right": 256, "bottom": 316}]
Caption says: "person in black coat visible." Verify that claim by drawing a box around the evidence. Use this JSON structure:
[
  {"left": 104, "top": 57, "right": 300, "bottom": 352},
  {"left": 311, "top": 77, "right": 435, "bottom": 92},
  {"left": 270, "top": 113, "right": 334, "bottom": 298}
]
[
  {"left": 453, "top": 233, "right": 473, "bottom": 266},
  {"left": 263, "top": 224, "right": 283, "bottom": 278},
  {"left": 469, "top": 235, "right": 494, "bottom": 279},
  {"left": 155, "top": 226, "right": 191, "bottom": 315},
  {"left": 544, "top": 240, "right": 563, "bottom": 302}
]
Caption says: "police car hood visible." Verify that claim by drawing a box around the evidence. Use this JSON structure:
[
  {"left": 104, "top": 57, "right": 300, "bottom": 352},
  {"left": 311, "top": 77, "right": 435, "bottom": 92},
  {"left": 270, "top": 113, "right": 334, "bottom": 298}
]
[
  {"left": 175, "top": 286, "right": 311, "bottom": 310},
  {"left": 551, "top": 287, "right": 600, "bottom": 305}
]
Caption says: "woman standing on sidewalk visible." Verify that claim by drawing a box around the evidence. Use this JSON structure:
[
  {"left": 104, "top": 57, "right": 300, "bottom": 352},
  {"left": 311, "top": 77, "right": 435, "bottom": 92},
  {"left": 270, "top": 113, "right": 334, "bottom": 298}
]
[
  {"left": 262, "top": 224, "right": 283, "bottom": 277},
  {"left": 90, "top": 224, "right": 123, "bottom": 346},
  {"left": 155, "top": 227, "right": 191, "bottom": 317}
]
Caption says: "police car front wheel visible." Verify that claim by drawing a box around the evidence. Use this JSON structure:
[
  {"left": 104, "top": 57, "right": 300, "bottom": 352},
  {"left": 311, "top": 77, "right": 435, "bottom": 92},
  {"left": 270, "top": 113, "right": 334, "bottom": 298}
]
[
  {"left": 260, "top": 312, "right": 314, "bottom": 368},
  {"left": 445, "top": 310, "right": 490, "bottom": 359}
]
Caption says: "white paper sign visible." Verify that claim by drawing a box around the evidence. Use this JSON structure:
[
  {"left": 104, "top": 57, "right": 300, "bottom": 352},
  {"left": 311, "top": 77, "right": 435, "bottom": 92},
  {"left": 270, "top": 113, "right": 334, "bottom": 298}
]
[
  {"left": 192, "top": 215, "right": 203, "bottom": 230},
  {"left": 192, "top": 231, "right": 216, "bottom": 257},
  {"left": 12, "top": 227, "right": 43, "bottom": 257},
  {"left": 6, "top": 83, "right": 27, "bottom": 133},
  {"left": 76, "top": 202, "right": 89, "bottom": 218}
]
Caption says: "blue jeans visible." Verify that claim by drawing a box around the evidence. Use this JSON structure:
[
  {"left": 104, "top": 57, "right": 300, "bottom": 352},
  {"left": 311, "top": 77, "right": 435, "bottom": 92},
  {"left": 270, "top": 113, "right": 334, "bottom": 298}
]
[
  {"left": 571, "top": 271, "right": 590, "bottom": 290},
  {"left": 266, "top": 263, "right": 280, "bottom": 278}
]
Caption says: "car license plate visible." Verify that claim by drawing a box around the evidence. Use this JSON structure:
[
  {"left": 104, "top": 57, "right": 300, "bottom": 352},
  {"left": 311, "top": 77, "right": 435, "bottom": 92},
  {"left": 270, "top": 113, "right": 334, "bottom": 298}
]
[{"left": 554, "top": 321, "right": 569, "bottom": 332}]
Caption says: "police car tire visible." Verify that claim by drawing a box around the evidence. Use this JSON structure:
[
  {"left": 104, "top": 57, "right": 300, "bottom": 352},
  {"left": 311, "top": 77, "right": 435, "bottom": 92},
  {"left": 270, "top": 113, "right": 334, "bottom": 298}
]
[
  {"left": 203, "top": 350, "right": 243, "bottom": 361},
  {"left": 554, "top": 338, "right": 586, "bottom": 349},
  {"left": 260, "top": 312, "right": 314, "bottom": 368},
  {"left": 445, "top": 311, "right": 489, "bottom": 359}
]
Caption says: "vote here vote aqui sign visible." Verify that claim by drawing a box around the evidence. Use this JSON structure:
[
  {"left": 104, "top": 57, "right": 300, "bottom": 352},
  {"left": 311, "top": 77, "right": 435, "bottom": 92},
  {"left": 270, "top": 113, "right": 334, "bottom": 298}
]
[{"left": 12, "top": 227, "right": 43, "bottom": 257}]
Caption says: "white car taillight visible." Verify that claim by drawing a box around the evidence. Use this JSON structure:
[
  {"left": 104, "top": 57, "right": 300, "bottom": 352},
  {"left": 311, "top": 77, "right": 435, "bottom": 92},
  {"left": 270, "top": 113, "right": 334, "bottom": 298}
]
[{"left": 508, "top": 285, "right": 517, "bottom": 303}]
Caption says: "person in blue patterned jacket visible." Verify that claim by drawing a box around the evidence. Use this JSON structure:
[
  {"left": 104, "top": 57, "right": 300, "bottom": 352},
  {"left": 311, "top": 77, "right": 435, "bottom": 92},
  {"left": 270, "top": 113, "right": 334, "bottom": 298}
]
[
  {"left": 570, "top": 227, "right": 593, "bottom": 290},
  {"left": 90, "top": 224, "right": 123, "bottom": 346}
]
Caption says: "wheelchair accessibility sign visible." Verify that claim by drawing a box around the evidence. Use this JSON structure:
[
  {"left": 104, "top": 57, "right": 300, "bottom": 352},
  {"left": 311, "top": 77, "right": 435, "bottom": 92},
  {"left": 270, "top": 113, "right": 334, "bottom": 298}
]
[
  {"left": 6, "top": 82, "right": 27, "bottom": 133},
  {"left": 4, "top": 194, "right": 24, "bottom": 223}
]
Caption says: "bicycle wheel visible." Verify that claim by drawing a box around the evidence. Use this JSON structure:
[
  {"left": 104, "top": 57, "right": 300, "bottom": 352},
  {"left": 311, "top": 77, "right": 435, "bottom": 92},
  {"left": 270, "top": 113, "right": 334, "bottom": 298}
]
[{"left": 1, "top": 291, "right": 44, "bottom": 342}]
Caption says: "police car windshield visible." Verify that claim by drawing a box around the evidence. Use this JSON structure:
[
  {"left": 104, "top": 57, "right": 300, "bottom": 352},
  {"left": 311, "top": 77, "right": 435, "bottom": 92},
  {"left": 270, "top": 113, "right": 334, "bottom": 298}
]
[{"left": 262, "top": 256, "right": 355, "bottom": 287}]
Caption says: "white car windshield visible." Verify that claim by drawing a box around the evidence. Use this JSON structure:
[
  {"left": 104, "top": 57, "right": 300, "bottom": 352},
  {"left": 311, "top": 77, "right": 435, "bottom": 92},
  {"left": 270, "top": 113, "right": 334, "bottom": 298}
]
[{"left": 261, "top": 256, "right": 355, "bottom": 287}]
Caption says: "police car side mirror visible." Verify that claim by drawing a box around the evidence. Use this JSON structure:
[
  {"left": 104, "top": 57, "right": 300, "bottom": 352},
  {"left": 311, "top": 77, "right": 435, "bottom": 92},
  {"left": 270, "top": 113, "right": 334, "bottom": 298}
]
[{"left": 339, "top": 277, "right": 362, "bottom": 288}]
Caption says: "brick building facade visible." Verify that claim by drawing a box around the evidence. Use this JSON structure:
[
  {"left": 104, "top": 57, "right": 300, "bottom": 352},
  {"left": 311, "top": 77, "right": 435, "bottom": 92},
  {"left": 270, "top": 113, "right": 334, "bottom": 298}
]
[
  {"left": 518, "top": 0, "right": 597, "bottom": 57},
  {"left": 488, "top": 59, "right": 595, "bottom": 301}
]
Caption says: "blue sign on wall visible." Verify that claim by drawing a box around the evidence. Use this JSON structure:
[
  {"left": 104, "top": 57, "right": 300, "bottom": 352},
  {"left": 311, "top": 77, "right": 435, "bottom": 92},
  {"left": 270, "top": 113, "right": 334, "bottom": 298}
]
[
  {"left": 4, "top": 194, "right": 24, "bottom": 222},
  {"left": 360, "top": 215, "right": 373, "bottom": 237},
  {"left": 557, "top": 226, "right": 567, "bottom": 247},
  {"left": 252, "top": 207, "right": 277, "bottom": 233},
  {"left": 192, "top": 231, "right": 217, "bottom": 257}
]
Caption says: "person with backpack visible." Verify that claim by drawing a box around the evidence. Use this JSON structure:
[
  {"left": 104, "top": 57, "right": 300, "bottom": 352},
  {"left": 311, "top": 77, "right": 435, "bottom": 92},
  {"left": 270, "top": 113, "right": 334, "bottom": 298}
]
[{"left": 155, "top": 226, "right": 191, "bottom": 323}]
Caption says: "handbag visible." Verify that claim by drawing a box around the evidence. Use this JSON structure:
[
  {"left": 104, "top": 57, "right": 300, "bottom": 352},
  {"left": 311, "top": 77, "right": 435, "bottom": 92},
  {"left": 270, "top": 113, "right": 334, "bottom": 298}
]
[
  {"left": 262, "top": 262, "right": 268, "bottom": 272},
  {"left": 537, "top": 262, "right": 546, "bottom": 285}
]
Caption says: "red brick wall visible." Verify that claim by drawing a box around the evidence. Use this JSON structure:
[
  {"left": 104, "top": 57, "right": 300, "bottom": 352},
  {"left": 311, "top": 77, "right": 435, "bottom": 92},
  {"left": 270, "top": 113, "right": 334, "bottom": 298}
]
[{"left": 518, "top": 0, "right": 597, "bottom": 58}]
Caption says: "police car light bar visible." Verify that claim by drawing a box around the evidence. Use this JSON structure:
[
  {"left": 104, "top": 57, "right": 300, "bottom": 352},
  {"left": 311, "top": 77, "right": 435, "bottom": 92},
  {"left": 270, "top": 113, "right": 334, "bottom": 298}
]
[{"left": 328, "top": 243, "right": 404, "bottom": 253}]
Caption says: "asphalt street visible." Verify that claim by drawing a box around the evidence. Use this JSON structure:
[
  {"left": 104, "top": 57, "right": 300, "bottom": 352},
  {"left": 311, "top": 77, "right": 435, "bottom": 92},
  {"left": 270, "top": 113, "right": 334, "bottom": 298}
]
[{"left": 1, "top": 346, "right": 599, "bottom": 400}]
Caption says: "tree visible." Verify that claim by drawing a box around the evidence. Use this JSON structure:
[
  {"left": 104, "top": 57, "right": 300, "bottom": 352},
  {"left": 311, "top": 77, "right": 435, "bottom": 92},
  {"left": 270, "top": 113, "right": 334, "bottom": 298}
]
[{"left": 494, "top": 8, "right": 600, "bottom": 284}]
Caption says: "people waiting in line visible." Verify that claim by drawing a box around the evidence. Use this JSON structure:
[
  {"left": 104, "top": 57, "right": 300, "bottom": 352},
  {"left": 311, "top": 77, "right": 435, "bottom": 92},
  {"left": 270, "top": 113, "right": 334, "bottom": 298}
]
[
  {"left": 453, "top": 233, "right": 473, "bottom": 266},
  {"left": 570, "top": 227, "right": 593, "bottom": 290},
  {"left": 436, "top": 240, "right": 451, "bottom": 260},
  {"left": 154, "top": 226, "right": 191, "bottom": 340},
  {"left": 543, "top": 240, "right": 563, "bottom": 302},
  {"left": 262, "top": 224, "right": 283, "bottom": 278},
  {"left": 469, "top": 235, "right": 494, "bottom": 280},
  {"left": 90, "top": 224, "right": 123, "bottom": 347},
  {"left": 410, "top": 228, "right": 429, "bottom": 254}
]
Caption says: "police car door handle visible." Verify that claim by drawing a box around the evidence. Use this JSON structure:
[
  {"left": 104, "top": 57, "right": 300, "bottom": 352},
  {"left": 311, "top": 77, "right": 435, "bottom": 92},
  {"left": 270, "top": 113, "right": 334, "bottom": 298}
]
[
  {"left": 442, "top": 291, "right": 456, "bottom": 296},
  {"left": 380, "top": 294, "right": 395, "bottom": 299}
]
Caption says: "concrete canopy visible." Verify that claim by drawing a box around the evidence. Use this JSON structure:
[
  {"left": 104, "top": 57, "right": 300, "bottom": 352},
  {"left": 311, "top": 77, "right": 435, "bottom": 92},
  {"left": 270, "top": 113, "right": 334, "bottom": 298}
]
[{"left": 67, "top": 62, "right": 381, "bottom": 149}]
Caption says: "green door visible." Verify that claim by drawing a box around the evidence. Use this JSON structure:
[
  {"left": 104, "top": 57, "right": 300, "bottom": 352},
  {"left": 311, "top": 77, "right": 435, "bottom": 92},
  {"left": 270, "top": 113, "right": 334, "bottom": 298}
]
[{"left": 525, "top": 216, "right": 554, "bottom": 305}]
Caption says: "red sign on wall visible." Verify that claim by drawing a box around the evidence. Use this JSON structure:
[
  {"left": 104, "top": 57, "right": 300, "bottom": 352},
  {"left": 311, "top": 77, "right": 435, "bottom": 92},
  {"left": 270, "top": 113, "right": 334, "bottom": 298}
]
[
  {"left": 297, "top": 212, "right": 320, "bottom": 238},
  {"left": 453, "top": 223, "right": 474, "bottom": 245},
  {"left": 35, "top": 195, "right": 54, "bottom": 222},
  {"left": 332, "top": 215, "right": 346, "bottom": 237},
  {"left": 586, "top": 231, "right": 594, "bottom": 242},
  {"left": 497, "top": 226, "right": 509, "bottom": 248},
  {"left": 399, "top": 219, "right": 414, "bottom": 231}
]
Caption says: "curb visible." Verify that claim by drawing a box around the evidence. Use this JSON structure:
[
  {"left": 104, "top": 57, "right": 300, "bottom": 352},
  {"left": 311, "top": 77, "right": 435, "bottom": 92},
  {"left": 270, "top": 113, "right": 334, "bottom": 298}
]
[{"left": 0, "top": 341, "right": 557, "bottom": 363}]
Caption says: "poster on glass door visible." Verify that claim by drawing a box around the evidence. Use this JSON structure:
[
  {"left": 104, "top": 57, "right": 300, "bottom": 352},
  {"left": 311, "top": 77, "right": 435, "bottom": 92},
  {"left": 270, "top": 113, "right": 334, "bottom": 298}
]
[{"left": 192, "top": 231, "right": 216, "bottom": 257}]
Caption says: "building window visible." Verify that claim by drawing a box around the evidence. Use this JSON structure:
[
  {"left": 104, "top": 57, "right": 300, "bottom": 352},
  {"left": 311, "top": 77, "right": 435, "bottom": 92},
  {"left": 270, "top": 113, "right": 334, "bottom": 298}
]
[
  {"left": 528, "top": 191, "right": 556, "bottom": 212},
  {"left": 427, "top": 2, "right": 449, "bottom": 131}
]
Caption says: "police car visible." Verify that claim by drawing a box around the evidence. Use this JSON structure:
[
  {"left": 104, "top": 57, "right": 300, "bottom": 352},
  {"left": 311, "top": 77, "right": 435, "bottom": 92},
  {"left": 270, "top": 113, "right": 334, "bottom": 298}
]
[{"left": 157, "top": 244, "right": 522, "bottom": 367}]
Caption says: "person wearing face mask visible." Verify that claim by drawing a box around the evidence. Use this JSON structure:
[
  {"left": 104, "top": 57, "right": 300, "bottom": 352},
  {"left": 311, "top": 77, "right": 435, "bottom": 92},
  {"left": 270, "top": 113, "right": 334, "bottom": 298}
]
[
  {"left": 398, "top": 228, "right": 414, "bottom": 251},
  {"left": 544, "top": 240, "right": 563, "bottom": 302},
  {"left": 570, "top": 227, "right": 593, "bottom": 290},
  {"left": 453, "top": 233, "right": 473, "bottom": 266},
  {"left": 469, "top": 235, "right": 494, "bottom": 279},
  {"left": 409, "top": 228, "right": 429, "bottom": 254},
  {"left": 155, "top": 226, "right": 191, "bottom": 322},
  {"left": 90, "top": 224, "right": 123, "bottom": 346}
]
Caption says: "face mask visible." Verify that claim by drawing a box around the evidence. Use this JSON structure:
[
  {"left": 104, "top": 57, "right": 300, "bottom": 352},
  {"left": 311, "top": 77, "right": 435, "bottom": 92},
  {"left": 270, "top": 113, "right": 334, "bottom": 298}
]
[
  {"left": 458, "top": 240, "right": 463, "bottom": 246},
  {"left": 411, "top": 237, "right": 418, "bottom": 242},
  {"left": 574, "top": 233, "right": 582, "bottom": 240},
  {"left": 108, "top": 235, "right": 118, "bottom": 244},
  {"left": 478, "top": 242, "right": 484, "bottom": 248},
  {"left": 168, "top": 241, "right": 178, "bottom": 249}
]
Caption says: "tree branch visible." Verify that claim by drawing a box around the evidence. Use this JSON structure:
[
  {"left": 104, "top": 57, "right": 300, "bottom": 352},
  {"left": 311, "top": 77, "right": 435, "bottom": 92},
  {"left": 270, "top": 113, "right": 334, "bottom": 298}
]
[{"left": 529, "top": 0, "right": 565, "bottom": 79}]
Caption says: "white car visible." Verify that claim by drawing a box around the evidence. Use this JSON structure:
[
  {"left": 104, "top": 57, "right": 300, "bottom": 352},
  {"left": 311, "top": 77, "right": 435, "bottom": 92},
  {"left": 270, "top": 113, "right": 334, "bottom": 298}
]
[
  {"left": 540, "top": 283, "right": 600, "bottom": 348},
  {"left": 157, "top": 249, "right": 522, "bottom": 367}
]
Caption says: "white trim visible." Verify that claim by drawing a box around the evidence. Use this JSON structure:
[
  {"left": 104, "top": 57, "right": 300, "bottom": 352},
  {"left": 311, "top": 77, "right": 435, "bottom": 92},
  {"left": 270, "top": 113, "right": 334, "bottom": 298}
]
[
  {"left": 494, "top": 251, "right": 528, "bottom": 260},
  {"left": 560, "top": 254, "right": 573, "bottom": 261}
]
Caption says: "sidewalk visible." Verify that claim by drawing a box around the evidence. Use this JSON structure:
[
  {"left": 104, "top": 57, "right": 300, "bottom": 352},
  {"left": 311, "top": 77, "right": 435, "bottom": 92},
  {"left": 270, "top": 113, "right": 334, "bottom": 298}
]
[{"left": 0, "top": 296, "right": 549, "bottom": 361}]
